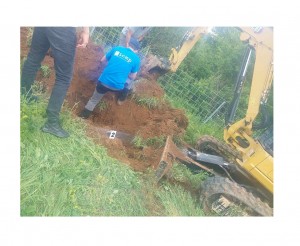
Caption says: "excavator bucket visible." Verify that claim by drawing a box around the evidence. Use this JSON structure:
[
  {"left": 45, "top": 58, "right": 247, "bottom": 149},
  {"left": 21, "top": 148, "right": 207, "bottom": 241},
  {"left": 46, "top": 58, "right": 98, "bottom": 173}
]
[
  {"left": 155, "top": 136, "right": 213, "bottom": 181},
  {"left": 140, "top": 54, "right": 170, "bottom": 76}
]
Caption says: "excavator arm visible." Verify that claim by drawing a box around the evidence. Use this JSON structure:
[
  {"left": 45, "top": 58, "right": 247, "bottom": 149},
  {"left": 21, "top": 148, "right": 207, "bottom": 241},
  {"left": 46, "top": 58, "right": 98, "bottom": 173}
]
[
  {"left": 224, "top": 27, "right": 273, "bottom": 193},
  {"left": 225, "top": 27, "right": 273, "bottom": 134},
  {"left": 142, "top": 27, "right": 208, "bottom": 74},
  {"left": 168, "top": 27, "right": 208, "bottom": 72},
  {"left": 241, "top": 27, "right": 273, "bottom": 123}
]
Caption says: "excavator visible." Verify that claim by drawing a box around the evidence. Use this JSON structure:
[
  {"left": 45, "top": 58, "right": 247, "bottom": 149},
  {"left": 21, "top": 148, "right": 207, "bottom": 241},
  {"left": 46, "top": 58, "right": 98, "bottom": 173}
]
[{"left": 150, "top": 27, "right": 273, "bottom": 216}]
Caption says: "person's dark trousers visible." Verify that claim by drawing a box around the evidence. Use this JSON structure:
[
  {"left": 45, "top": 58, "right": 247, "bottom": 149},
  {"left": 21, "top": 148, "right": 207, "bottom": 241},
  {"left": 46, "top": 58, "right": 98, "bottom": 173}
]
[
  {"left": 118, "top": 87, "right": 130, "bottom": 102},
  {"left": 117, "top": 86, "right": 132, "bottom": 105},
  {"left": 21, "top": 27, "right": 77, "bottom": 137}
]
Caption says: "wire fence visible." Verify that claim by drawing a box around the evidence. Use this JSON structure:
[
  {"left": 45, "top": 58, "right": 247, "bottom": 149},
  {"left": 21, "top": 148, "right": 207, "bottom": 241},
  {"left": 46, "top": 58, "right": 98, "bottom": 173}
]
[
  {"left": 89, "top": 27, "right": 248, "bottom": 135},
  {"left": 158, "top": 70, "right": 228, "bottom": 125}
]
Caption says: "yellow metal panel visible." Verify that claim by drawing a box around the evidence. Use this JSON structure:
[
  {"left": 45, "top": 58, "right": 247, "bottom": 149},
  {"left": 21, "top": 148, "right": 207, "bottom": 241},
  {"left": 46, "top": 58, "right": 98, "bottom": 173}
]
[
  {"left": 241, "top": 143, "right": 273, "bottom": 193},
  {"left": 242, "top": 144, "right": 267, "bottom": 170},
  {"left": 257, "top": 156, "right": 273, "bottom": 181},
  {"left": 268, "top": 170, "right": 273, "bottom": 182},
  {"left": 250, "top": 168, "right": 273, "bottom": 193}
]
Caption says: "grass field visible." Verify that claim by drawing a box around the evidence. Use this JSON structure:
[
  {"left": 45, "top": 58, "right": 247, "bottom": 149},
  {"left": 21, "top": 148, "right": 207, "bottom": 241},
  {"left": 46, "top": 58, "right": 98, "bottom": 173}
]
[{"left": 20, "top": 94, "right": 208, "bottom": 216}]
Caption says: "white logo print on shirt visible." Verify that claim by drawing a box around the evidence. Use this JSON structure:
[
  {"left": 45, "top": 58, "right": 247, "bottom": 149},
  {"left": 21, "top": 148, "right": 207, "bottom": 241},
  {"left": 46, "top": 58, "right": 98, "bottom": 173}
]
[{"left": 114, "top": 51, "right": 132, "bottom": 63}]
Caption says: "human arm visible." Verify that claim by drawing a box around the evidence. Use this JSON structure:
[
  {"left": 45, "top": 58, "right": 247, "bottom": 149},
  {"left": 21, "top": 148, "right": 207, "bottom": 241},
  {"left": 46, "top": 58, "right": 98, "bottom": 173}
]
[
  {"left": 128, "top": 56, "right": 140, "bottom": 80},
  {"left": 125, "top": 28, "right": 133, "bottom": 47},
  {"left": 138, "top": 27, "right": 151, "bottom": 41},
  {"left": 137, "top": 35, "right": 144, "bottom": 42},
  {"left": 76, "top": 27, "right": 90, "bottom": 48},
  {"left": 100, "top": 55, "right": 108, "bottom": 67},
  {"left": 101, "top": 47, "right": 115, "bottom": 66},
  {"left": 128, "top": 72, "right": 137, "bottom": 80}
]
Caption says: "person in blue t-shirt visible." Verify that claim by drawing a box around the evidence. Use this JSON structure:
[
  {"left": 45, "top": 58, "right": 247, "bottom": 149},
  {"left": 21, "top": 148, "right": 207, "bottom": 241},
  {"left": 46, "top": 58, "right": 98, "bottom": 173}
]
[{"left": 79, "top": 37, "right": 141, "bottom": 119}]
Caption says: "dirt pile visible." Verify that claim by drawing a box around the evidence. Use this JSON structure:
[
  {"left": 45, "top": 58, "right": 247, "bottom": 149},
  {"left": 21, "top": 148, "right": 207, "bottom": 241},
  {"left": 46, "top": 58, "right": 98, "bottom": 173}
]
[{"left": 20, "top": 27, "right": 189, "bottom": 172}]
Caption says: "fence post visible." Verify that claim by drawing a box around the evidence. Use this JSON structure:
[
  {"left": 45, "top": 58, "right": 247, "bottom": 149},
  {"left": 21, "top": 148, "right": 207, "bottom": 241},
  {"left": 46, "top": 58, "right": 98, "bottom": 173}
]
[{"left": 203, "top": 101, "right": 226, "bottom": 123}]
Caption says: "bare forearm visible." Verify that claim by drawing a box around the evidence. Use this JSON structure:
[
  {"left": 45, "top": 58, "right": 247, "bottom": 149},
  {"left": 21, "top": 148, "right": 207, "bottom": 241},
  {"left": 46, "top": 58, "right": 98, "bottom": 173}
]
[
  {"left": 76, "top": 27, "right": 90, "bottom": 48},
  {"left": 128, "top": 72, "right": 137, "bottom": 80},
  {"left": 100, "top": 56, "right": 108, "bottom": 67},
  {"left": 82, "top": 27, "right": 89, "bottom": 34},
  {"left": 76, "top": 27, "right": 89, "bottom": 34}
]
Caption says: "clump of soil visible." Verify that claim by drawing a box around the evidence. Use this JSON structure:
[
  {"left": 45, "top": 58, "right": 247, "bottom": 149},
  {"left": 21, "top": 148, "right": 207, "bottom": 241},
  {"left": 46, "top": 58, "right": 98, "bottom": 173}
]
[{"left": 20, "top": 27, "right": 189, "bottom": 172}]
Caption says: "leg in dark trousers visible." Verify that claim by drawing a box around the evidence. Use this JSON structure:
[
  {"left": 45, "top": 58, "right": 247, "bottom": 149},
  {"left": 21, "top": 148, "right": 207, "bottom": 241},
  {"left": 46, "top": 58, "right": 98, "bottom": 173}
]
[
  {"left": 45, "top": 27, "right": 77, "bottom": 121},
  {"left": 117, "top": 87, "right": 130, "bottom": 104},
  {"left": 21, "top": 27, "right": 50, "bottom": 98},
  {"left": 117, "top": 81, "right": 132, "bottom": 105},
  {"left": 21, "top": 27, "right": 77, "bottom": 138}
]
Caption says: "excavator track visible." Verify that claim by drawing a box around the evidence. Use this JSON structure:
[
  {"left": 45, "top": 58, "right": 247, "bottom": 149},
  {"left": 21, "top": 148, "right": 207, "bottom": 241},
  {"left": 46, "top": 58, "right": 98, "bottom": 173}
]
[
  {"left": 199, "top": 176, "right": 273, "bottom": 216},
  {"left": 196, "top": 135, "right": 241, "bottom": 163}
]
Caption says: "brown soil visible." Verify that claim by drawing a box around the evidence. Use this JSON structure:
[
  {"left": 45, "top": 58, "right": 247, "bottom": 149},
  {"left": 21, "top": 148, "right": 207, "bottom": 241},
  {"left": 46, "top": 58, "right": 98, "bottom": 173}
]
[{"left": 20, "top": 27, "right": 189, "bottom": 172}]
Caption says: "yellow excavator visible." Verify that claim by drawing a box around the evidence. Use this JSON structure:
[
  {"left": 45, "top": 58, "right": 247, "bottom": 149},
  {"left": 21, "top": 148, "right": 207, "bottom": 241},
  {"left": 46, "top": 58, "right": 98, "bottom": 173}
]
[{"left": 152, "top": 27, "right": 273, "bottom": 216}]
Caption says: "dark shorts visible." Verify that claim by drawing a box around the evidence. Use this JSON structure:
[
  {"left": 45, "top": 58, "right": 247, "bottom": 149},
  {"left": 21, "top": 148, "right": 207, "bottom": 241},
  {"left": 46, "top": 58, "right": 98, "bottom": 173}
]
[
  {"left": 96, "top": 82, "right": 130, "bottom": 101},
  {"left": 96, "top": 82, "right": 120, "bottom": 94}
]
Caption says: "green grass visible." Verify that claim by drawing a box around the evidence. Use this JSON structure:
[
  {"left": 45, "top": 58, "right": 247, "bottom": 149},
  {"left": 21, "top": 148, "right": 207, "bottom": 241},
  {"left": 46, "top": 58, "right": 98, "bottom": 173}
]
[
  {"left": 159, "top": 94, "right": 223, "bottom": 146},
  {"left": 144, "top": 136, "right": 166, "bottom": 148},
  {"left": 26, "top": 27, "right": 33, "bottom": 47},
  {"left": 131, "top": 135, "right": 166, "bottom": 149},
  {"left": 97, "top": 100, "right": 109, "bottom": 111},
  {"left": 153, "top": 163, "right": 209, "bottom": 216},
  {"left": 184, "top": 112, "right": 223, "bottom": 145},
  {"left": 40, "top": 65, "right": 51, "bottom": 78},
  {"left": 21, "top": 95, "right": 148, "bottom": 216},
  {"left": 133, "top": 95, "right": 161, "bottom": 109},
  {"left": 20, "top": 92, "right": 207, "bottom": 216},
  {"left": 131, "top": 135, "right": 145, "bottom": 149},
  {"left": 155, "top": 181, "right": 205, "bottom": 216},
  {"left": 20, "top": 57, "right": 27, "bottom": 72},
  {"left": 169, "top": 162, "right": 209, "bottom": 190}
]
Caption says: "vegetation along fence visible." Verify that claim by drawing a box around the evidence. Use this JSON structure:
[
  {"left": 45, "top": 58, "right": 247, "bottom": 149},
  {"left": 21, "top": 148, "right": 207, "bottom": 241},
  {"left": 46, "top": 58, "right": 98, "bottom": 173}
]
[{"left": 90, "top": 27, "right": 273, "bottom": 137}]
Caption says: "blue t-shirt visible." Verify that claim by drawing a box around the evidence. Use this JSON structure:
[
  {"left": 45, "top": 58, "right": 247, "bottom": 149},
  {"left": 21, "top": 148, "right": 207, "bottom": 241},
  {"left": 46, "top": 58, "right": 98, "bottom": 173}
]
[{"left": 99, "top": 46, "right": 141, "bottom": 90}]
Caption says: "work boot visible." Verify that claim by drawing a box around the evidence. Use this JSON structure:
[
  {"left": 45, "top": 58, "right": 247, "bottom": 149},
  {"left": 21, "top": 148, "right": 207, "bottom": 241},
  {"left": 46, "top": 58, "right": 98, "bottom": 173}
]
[
  {"left": 78, "top": 108, "right": 92, "bottom": 119},
  {"left": 41, "top": 120, "right": 70, "bottom": 138}
]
